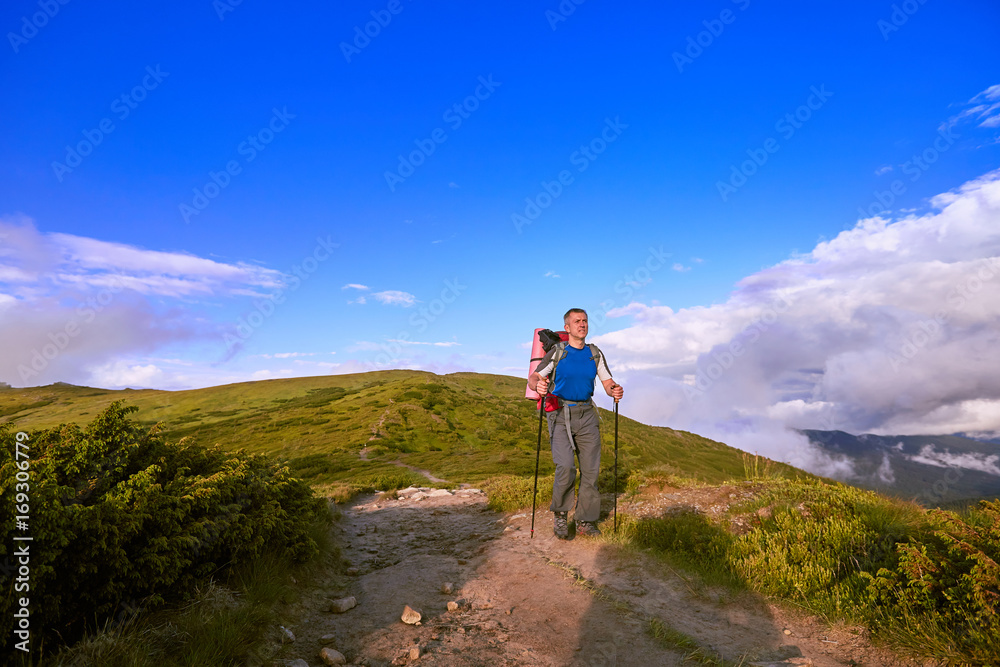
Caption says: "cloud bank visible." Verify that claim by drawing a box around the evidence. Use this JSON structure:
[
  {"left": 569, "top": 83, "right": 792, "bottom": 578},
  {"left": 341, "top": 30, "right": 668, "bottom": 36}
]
[
  {"left": 0, "top": 217, "right": 286, "bottom": 387},
  {"left": 595, "top": 169, "right": 1000, "bottom": 476}
]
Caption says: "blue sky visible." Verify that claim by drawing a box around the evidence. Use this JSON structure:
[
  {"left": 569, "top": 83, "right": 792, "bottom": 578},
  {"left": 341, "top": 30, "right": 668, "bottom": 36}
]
[{"left": 2, "top": 0, "right": 1000, "bottom": 461}]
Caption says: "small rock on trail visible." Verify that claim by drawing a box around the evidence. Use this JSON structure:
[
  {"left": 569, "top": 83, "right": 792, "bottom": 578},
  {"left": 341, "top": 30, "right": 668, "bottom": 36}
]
[
  {"left": 400, "top": 605, "right": 422, "bottom": 625},
  {"left": 318, "top": 646, "right": 347, "bottom": 665},
  {"left": 327, "top": 596, "right": 357, "bottom": 613}
]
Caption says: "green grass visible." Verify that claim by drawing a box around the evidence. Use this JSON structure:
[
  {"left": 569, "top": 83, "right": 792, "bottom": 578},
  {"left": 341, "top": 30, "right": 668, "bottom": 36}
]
[
  {"left": 1, "top": 371, "right": 805, "bottom": 499},
  {"left": 481, "top": 473, "right": 554, "bottom": 512}
]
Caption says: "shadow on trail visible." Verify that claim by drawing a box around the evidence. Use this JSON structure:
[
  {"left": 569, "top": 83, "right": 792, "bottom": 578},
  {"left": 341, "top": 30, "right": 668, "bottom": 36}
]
[{"left": 568, "top": 501, "right": 808, "bottom": 667}]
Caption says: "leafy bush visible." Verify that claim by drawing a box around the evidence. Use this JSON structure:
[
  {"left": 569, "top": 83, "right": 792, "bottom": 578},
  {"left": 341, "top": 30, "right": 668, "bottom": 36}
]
[
  {"left": 597, "top": 462, "right": 632, "bottom": 494},
  {"left": 0, "top": 402, "right": 327, "bottom": 651},
  {"left": 730, "top": 481, "right": 914, "bottom": 610},
  {"left": 863, "top": 501, "right": 1000, "bottom": 662}
]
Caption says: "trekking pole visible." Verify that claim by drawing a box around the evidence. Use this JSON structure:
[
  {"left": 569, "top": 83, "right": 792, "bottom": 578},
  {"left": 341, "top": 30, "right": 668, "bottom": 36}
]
[
  {"left": 614, "top": 388, "right": 620, "bottom": 534},
  {"left": 530, "top": 382, "right": 546, "bottom": 539}
]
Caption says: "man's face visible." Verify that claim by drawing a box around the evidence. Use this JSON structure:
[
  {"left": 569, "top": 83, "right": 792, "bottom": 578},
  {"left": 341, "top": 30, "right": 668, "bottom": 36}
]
[{"left": 565, "top": 312, "right": 588, "bottom": 339}]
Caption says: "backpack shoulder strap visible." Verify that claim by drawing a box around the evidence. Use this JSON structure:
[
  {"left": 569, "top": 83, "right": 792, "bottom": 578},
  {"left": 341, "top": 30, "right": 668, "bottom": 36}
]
[
  {"left": 588, "top": 343, "right": 603, "bottom": 368},
  {"left": 551, "top": 341, "right": 567, "bottom": 365},
  {"left": 548, "top": 341, "right": 568, "bottom": 376}
]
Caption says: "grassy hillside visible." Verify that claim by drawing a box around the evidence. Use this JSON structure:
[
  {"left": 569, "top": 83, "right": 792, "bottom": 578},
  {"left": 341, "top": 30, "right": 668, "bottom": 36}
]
[
  {"left": 6, "top": 374, "right": 997, "bottom": 665},
  {"left": 0, "top": 371, "right": 809, "bottom": 494}
]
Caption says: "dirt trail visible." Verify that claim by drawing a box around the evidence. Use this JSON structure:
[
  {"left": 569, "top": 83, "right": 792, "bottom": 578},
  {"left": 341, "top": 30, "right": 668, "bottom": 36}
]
[{"left": 275, "top": 489, "right": 928, "bottom": 667}]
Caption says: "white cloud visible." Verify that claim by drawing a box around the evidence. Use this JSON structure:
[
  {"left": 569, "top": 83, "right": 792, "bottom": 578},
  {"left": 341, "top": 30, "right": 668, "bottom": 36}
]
[
  {"left": 906, "top": 444, "right": 1000, "bottom": 476},
  {"left": 672, "top": 263, "right": 690, "bottom": 272},
  {"left": 88, "top": 360, "right": 164, "bottom": 388},
  {"left": 874, "top": 453, "right": 895, "bottom": 484},
  {"left": 544, "top": 271, "right": 560, "bottom": 278},
  {"left": 0, "top": 217, "right": 284, "bottom": 299},
  {"left": 594, "top": 169, "right": 1000, "bottom": 477},
  {"left": 254, "top": 352, "right": 318, "bottom": 359},
  {"left": 48, "top": 232, "right": 282, "bottom": 292},
  {"left": 875, "top": 165, "right": 893, "bottom": 175},
  {"left": 342, "top": 283, "right": 369, "bottom": 290},
  {"left": 969, "top": 84, "right": 1000, "bottom": 129},
  {"left": 942, "top": 83, "right": 1000, "bottom": 133},
  {"left": 372, "top": 290, "right": 417, "bottom": 307},
  {"left": 386, "top": 338, "right": 460, "bottom": 347},
  {"left": 0, "top": 217, "right": 287, "bottom": 387}
]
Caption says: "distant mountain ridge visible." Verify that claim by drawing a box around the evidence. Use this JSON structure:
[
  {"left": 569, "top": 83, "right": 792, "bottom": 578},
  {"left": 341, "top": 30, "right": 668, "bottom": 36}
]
[
  {"left": 955, "top": 432, "right": 1000, "bottom": 446},
  {"left": 801, "top": 429, "right": 1000, "bottom": 507}
]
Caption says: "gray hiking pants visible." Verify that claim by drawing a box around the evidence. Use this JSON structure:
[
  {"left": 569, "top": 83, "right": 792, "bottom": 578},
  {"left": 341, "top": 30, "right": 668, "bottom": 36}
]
[{"left": 547, "top": 402, "right": 602, "bottom": 523}]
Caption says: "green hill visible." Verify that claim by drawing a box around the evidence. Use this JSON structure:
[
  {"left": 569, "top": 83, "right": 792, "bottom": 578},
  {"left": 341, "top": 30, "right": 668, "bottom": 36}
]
[
  {"left": 6, "top": 374, "right": 999, "bottom": 664},
  {"left": 0, "top": 371, "right": 808, "bottom": 493}
]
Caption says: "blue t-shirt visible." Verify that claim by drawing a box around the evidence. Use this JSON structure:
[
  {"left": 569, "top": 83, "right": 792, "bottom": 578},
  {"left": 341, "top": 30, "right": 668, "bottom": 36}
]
[{"left": 551, "top": 345, "right": 597, "bottom": 401}]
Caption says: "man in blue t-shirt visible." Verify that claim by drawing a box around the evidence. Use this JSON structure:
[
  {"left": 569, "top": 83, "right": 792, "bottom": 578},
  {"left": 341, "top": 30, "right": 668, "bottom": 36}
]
[{"left": 527, "top": 308, "right": 624, "bottom": 539}]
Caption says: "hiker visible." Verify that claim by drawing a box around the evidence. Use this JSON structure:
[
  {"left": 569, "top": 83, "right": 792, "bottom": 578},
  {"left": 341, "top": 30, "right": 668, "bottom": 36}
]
[{"left": 527, "top": 308, "right": 623, "bottom": 539}]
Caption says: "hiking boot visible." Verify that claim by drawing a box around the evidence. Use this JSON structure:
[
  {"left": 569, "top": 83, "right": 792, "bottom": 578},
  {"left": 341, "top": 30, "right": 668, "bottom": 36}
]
[
  {"left": 553, "top": 511, "right": 570, "bottom": 540},
  {"left": 576, "top": 521, "right": 602, "bottom": 537}
]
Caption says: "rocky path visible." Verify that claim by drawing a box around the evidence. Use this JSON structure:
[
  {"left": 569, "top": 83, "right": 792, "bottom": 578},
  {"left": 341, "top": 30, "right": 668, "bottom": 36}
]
[{"left": 273, "top": 488, "right": 929, "bottom": 667}]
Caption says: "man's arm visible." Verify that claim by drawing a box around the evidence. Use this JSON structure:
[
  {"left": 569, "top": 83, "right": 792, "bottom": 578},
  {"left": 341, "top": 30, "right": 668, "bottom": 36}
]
[
  {"left": 601, "top": 377, "right": 624, "bottom": 401},
  {"left": 529, "top": 351, "right": 555, "bottom": 393},
  {"left": 594, "top": 346, "right": 623, "bottom": 401}
]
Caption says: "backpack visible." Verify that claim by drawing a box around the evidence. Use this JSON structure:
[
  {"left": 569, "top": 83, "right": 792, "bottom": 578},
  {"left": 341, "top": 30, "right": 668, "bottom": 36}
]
[{"left": 526, "top": 328, "right": 603, "bottom": 412}]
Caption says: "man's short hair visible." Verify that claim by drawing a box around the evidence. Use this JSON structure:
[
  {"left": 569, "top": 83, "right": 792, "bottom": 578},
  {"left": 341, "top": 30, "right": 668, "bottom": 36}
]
[{"left": 563, "top": 308, "right": 587, "bottom": 323}]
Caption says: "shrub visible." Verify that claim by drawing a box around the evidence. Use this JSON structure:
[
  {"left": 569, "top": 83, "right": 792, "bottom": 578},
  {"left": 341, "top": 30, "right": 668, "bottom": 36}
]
[
  {"left": 0, "top": 402, "right": 327, "bottom": 652},
  {"left": 863, "top": 501, "right": 1000, "bottom": 662}
]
